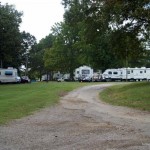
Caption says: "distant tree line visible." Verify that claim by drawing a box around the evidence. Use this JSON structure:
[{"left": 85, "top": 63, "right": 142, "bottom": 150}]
[{"left": 1, "top": 1, "right": 150, "bottom": 80}]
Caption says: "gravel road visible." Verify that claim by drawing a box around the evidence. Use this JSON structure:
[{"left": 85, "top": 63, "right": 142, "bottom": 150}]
[{"left": 0, "top": 83, "right": 150, "bottom": 150}]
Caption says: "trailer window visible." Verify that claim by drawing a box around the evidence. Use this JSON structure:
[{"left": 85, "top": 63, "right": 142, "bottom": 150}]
[
  {"left": 77, "top": 71, "right": 79, "bottom": 74},
  {"left": 113, "top": 72, "right": 118, "bottom": 74},
  {"left": 145, "top": 70, "right": 146, "bottom": 73},
  {"left": 140, "top": 71, "right": 143, "bottom": 74},
  {"left": 108, "top": 71, "right": 112, "bottom": 74},
  {"left": 0, "top": 71, "right": 1, "bottom": 75},
  {"left": 127, "top": 71, "right": 130, "bottom": 74},
  {"left": 131, "top": 70, "right": 133, "bottom": 73},
  {"left": 82, "top": 70, "right": 90, "bottom": 74},
  {"left": 5, "top": 71, "right": 13, "bottom": 75}
]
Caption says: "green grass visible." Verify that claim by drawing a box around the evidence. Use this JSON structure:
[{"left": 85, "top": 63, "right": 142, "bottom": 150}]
[
  {"left": 100, "top": 82, "right": 150, "bottom": 111},
  {"left": 0, "top": 82, "right": 92, "bottom": 124}
]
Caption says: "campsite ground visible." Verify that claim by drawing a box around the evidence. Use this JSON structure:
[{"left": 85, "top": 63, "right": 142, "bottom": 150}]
[{"left": 0, "top": 83, "right": 150, "bottom": 150}]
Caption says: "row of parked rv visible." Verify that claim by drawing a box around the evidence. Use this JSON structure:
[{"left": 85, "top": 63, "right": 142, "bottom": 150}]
[
  {"left": 41, "top": 66, "right": 100, "bottom": 82},
  {"left": 76, "top": 66, "right": 150, "bottom": 82},
  {"left": 1, "top": 66, "right": 150, "bottom": 83},
  {"left": 0, "top": 67, "right": 30, "bottom": 83},
  {"left": 57, "top": 66, "right": 150, "bottom": 82}
]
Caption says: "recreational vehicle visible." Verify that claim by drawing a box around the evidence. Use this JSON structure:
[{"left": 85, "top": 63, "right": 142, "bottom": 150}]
[
  {"left": 102, "top": 67, "right": 150, "bottom": 81},
  {"left": 74, "top": 65, "right": 93, "bottom": 82},
  {"left": 0, "top": 67, "right": 20, "bottom": 83},
  {"left": 102, "top": 68, "right": 123, "bottom": 81},
  {"left": 121, "top": 67, "right": 150, "bottom": 81}
]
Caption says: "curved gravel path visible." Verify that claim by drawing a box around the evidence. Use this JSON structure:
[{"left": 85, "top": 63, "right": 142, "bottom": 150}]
[{"left": 0, "top": 83, "right": 150, "bottom": 150}]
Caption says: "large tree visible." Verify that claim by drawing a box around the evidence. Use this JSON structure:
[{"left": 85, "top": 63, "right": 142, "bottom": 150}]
[
  {"left": 62, "top": 0, "right": 150, "bottom": 68},
  {"left": 0, "top": 3, "right": 23, "bottom": 68},
  {"left": 43, "top": 0, "right": 87, "bottom": 78},
  {"left": 62, "top": 0, "right": 117, "bottom": 70},
  {"left": 49, "top": 21, "right": 84, "bottom": 79}
]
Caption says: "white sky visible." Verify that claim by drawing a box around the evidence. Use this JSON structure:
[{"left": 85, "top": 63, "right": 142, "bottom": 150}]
[{"left": 1, "top": 0, "right": 64, "bottom": 42}]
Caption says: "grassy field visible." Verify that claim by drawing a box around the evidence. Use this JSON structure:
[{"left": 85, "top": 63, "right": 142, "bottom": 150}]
[
  {"left": 100, "top": 82, "right": 150, "bottom": 111},
  {"left": 0, "top": 82, "right": 92, "bottom": 124}
]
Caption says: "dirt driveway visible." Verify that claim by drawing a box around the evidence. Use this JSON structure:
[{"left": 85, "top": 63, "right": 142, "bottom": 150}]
[{"left": 0, "top": 83, "right": 150, "bottom": 150}]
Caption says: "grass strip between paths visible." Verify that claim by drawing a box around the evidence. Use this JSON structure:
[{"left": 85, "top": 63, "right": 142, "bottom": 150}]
[{"left": 100, "top": 82, "right": 150, "bottom": 111}]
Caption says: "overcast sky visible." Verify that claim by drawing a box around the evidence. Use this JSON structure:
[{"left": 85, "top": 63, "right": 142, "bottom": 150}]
[{"left": 1, "top": 0, "right": 64, "bottom": 42}]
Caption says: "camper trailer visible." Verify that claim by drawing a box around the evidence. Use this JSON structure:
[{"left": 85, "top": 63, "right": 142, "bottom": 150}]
[
  {"left": 102, "top": 68, "right": 123, "bottom": 81},
  {"left": 74, "top": 65, "right": 93, "bottom": 82},
  {"left": 0, "top": 67, "right": 20, "bottom": 83},
  {"left": 121, "top": 67, "right": 150, "bottom": 81},
  {"left": 102, "top": 67, "right": 150, "bottom": 81}
]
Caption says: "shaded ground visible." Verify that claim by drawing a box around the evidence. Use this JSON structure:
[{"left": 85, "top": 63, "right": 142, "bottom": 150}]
[{"left": 0, "top": 83, "right": 150, "bottom": 150}]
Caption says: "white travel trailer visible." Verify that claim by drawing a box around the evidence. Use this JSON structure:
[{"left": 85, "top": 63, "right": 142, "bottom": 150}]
[
  {"left": 102, "top": 67, "right": 150, "bottom": 81},
  {"left": 102, "top": 68, "right": 123, "bottom": 81},
  {"left": 0, "top": 67, "right": 19, "bottom": 83},
  {"left": 121, "top": 67, "right": 150, "bottom": 81},
  {"left": 74, "top": 65, "right": 93, "bottom": 81}
]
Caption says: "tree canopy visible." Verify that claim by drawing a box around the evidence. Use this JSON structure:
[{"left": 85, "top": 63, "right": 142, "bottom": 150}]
[
  {"left": 0, "top": 3, "right": 23, "bottom": 68},
  {"left": 58, "top": 0, "right": 150, "bottom": 70},
  {"left": 0, "top": 3, "right": 37, "bottom": 70}
]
